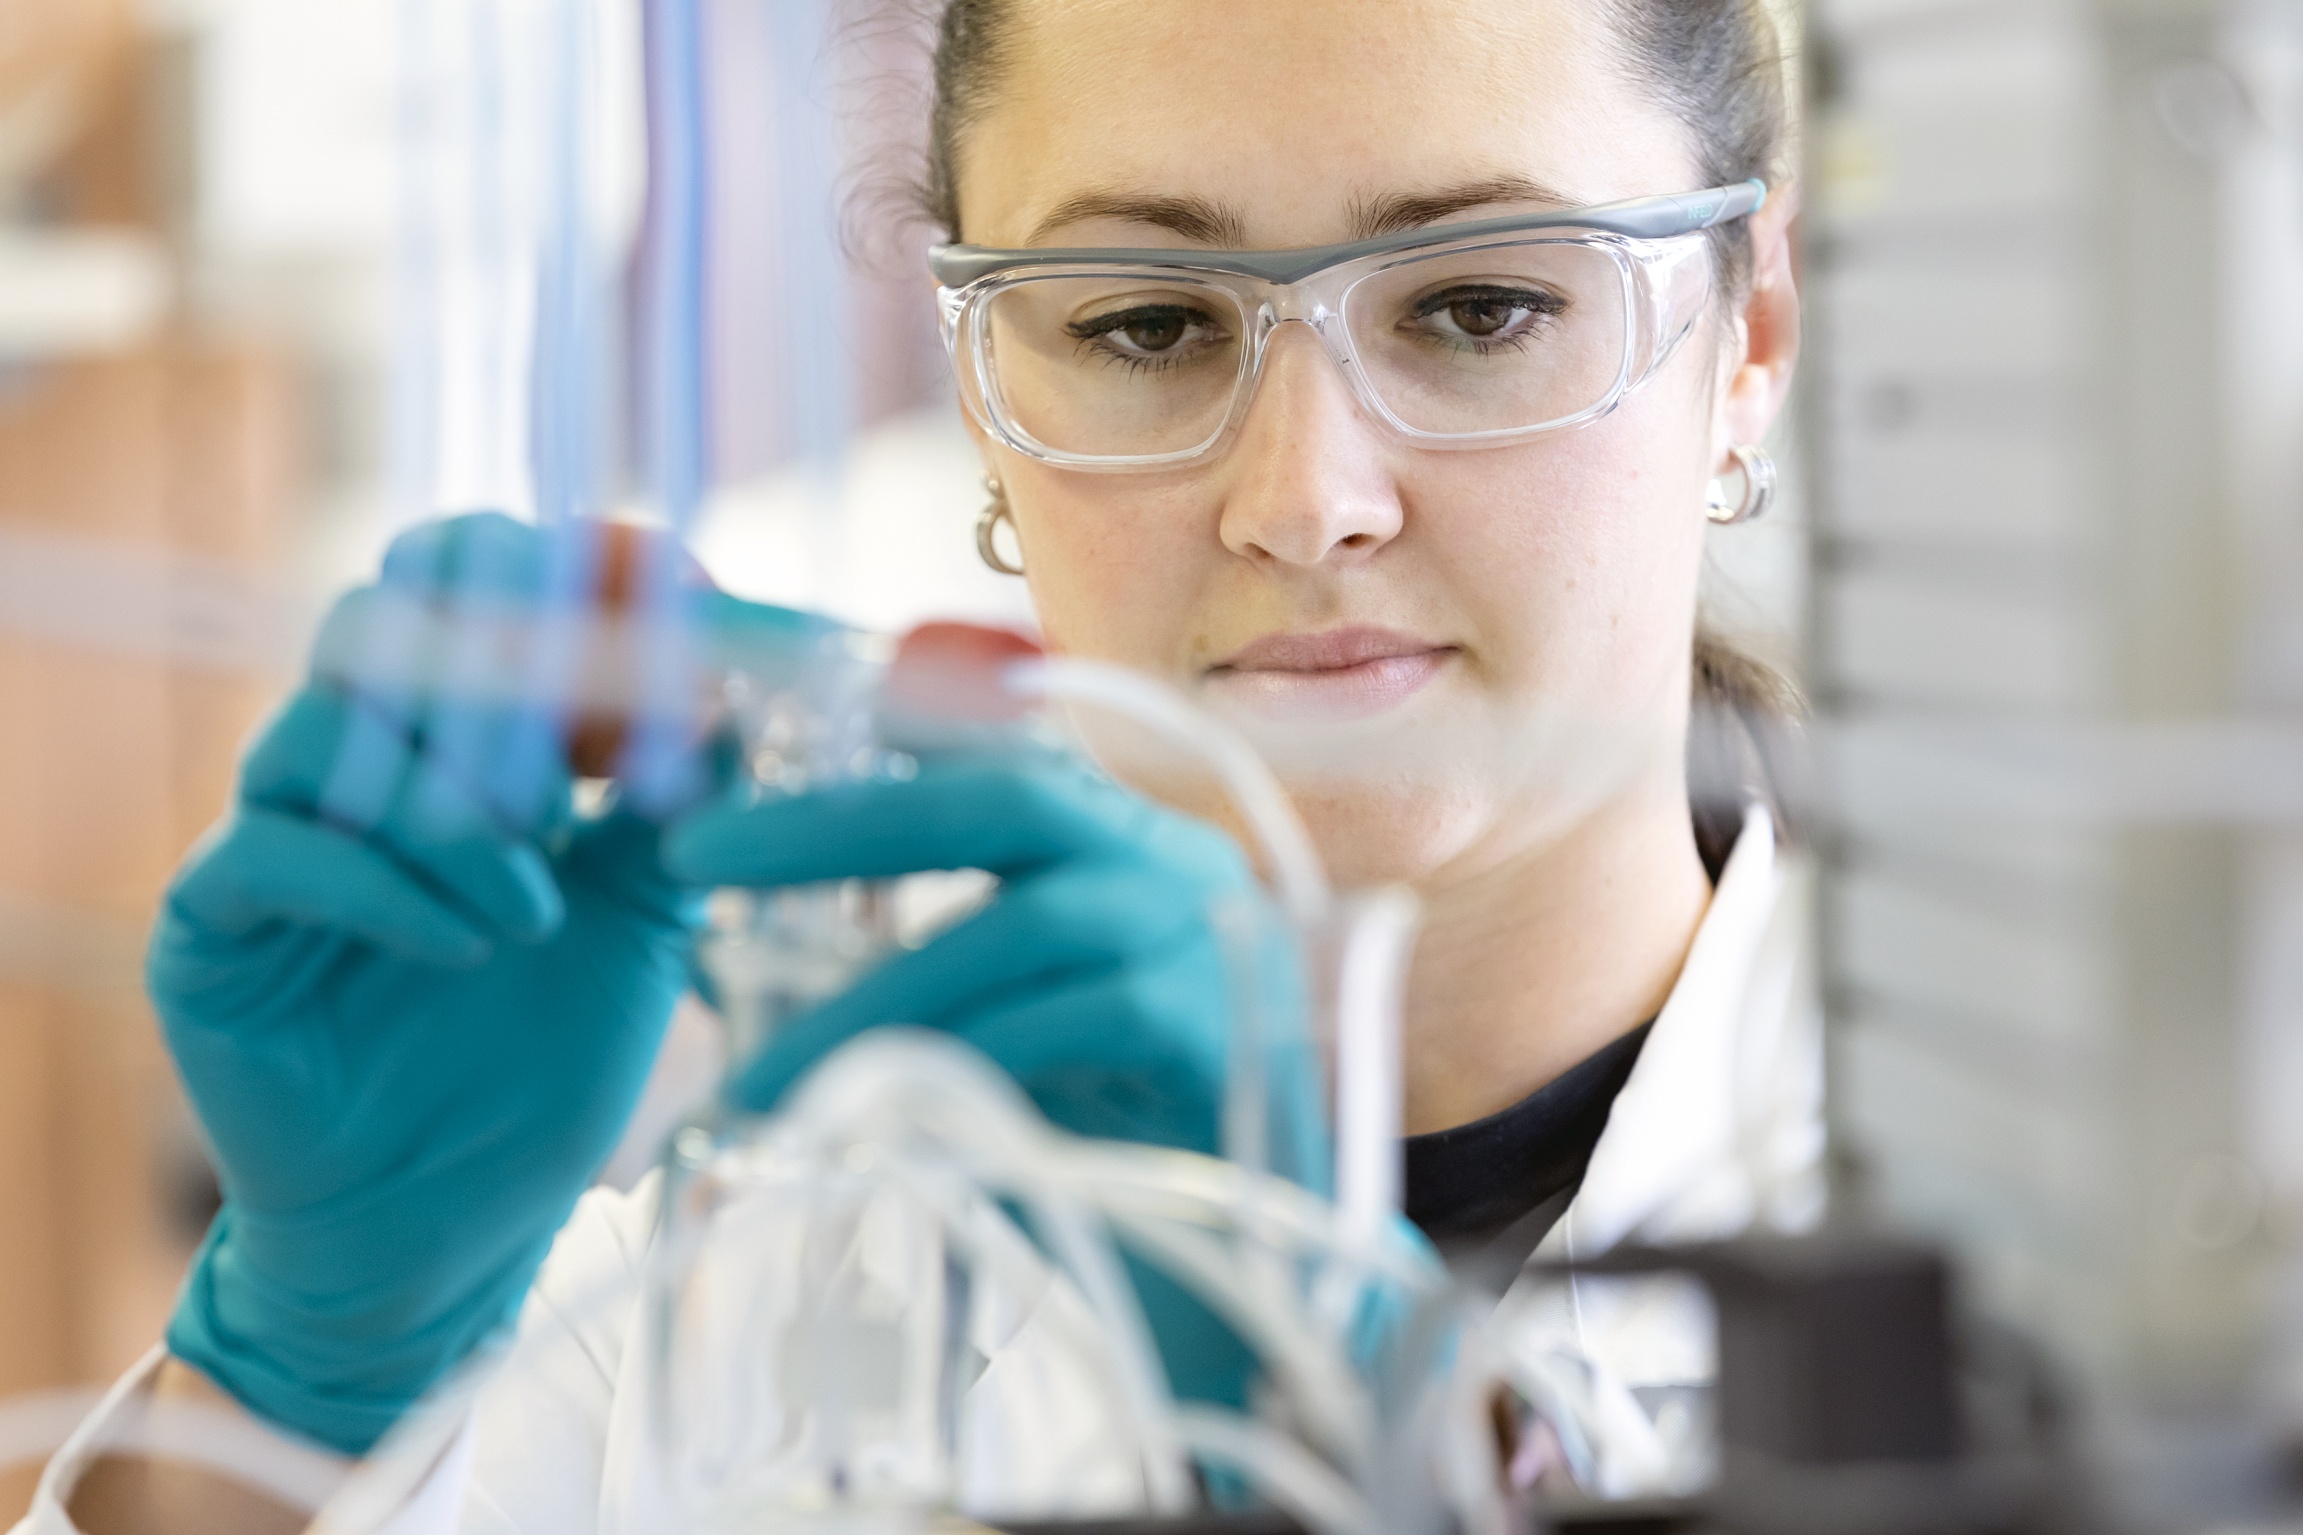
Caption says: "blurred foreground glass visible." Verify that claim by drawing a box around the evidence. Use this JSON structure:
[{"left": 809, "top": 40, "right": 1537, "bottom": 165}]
[
  {"left": 700, "top": 627, "right": 906, "bottom": 1066},
  {"left": 644, "top": 1033, "right": 1497, "bottom": 1535},
  {"left": 646, "top": 639, "right": 1482, "bottom": 1532},
  {"left": 932, "top": 183, "right": 1764, "bottom": 470}
]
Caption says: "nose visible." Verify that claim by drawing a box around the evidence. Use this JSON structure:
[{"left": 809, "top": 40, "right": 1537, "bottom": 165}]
[{"left": 1215, "top": 321, "right": 1405, "bottom": 569}]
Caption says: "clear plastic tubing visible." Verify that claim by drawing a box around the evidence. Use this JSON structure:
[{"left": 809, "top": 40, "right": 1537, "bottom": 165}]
[
  {"left": 1006, "top": 657, "right": 1328, "bottom": 925},
  {"left": 1003, "top": 656, "right": 1413, "bottom": 1245},
  {"left": 700, "top": 635, "right": 1413, "bottom": 1241},
  {"left": 1328, "top": 889, "right": 1418, "bottom": 1250}
]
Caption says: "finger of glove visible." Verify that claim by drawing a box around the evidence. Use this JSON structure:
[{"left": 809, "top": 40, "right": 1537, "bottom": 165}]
[
  {"left": 956, "top": 929, "right": 1227, "bottom": 1088},
  {"left": 793, "top": 858, "right": 1200, "bottom": 1039},
  {"left": 302, "top": 583, "right": 577, "bottom": 841},
  {"left": 414, "top": 516, "right": 594, "bottom": 831},
  {"left": 724, "top": 859, "right": 1209, "bottom": 1113},
  {"left": 241, "top": 688, "right": 393, "bottom": 812},
  {"left": 316, "top": 521, "right": 590, "bottom": 832},
  {"left": 240, "top": 690, "right": 567, "bottom": 942},
  {"left": 954, "top": 940, "right": 1229, "bottom": 1153},
  {"left": 377, "top": 511, "right": 552, "bottom": 601},
  {"left": 965, "top": 919, "right": 1323, "bottom": 1187},
  {"left": 564, "top": 801, "right": 704, "bottom": 930},
  {"left": 403, "top": 518, "right": 737, "bottom": 827},
  {"left": 292, "top": 597, "right": 426, "bottom": 835},
  {"left": 694, "top": 587, "right": 844, "bottom": 663},
  {"left": 667, "top": 753, "right": 1241, "bottom": 888},
  {"left": 168, "top": 806, "right": 491, "bottom": 968}
]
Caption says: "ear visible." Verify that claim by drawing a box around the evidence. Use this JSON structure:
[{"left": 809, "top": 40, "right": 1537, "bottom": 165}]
[{"left": 1714, "top": 182, "right": 1803, "bottom": 462}]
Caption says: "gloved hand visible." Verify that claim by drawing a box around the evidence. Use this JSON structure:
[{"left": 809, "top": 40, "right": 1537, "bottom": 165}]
[
  {"left": 154, "top": 512, "right": 812, "bottom": 1454},
  {"left": 664, "top": 749, "right": 1326, "bottom": 1406}
]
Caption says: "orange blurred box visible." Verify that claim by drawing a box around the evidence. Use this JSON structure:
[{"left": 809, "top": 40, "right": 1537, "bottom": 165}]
[{"left": 0, "top": 341, "right": 300, "bottom": 1517}]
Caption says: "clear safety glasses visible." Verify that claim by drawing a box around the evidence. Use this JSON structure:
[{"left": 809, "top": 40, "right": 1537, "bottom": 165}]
[{"left": 931, "top": 180, "right": 1766, "bottom": 472}]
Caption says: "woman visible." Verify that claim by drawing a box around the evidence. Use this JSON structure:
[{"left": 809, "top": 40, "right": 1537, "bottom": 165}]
[{"left": 28, "top": 0, "right": 1814, "bottom": 1528}]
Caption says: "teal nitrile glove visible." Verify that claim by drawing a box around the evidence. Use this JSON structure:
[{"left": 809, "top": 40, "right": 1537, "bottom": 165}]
[
  {"left": 664, "top": 750, "right": 1328, "bottom": 1406},
  {"left": 155, "top": 512, "right": 823, "bottom": 1455}
]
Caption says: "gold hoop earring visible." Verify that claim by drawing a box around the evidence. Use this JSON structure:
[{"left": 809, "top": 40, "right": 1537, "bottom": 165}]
[
  {"left": 1705, "top": 444, "right": 1777, "bottom": 526},
  {"left": 975, "top": 477, "right": 1026, "bottom": 576}
]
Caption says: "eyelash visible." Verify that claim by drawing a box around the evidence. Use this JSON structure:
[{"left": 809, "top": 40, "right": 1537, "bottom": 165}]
[
  {"left": 1055, "top": 282, "right": 1564, "bottom": 374},
  {"left": 1407, "top": 285, "right": 1567, "bottom": 353},
  {"left": 1066, "top": 308, "right": 1222, "bottom": 373}
]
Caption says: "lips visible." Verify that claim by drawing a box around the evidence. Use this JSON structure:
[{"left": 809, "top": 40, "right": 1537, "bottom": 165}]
[{"left": 1205, "top": 626, "right": 1456, "bottom": 719}]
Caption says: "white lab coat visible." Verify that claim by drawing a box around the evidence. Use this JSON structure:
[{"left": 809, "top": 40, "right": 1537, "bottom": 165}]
[{"left": 17, "top": 806, "right": 1821, "bottom": 1533}]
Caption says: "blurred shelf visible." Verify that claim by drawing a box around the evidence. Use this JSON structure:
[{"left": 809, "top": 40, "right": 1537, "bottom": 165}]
[{"left": 0, "top": 229, "right": 169, "bottom": 359}]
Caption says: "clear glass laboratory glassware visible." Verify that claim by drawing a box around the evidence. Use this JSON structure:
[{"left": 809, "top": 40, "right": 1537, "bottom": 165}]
[
  {"left": 313, "top": 645, "right": 1514, "bottom": 1535},
  {"left": 641, "top": 1030, "right": 1500, "bottom": 1535},
  {"left": 644, "top": 627, "right": 1091, "bottom": 1534},
  {"left": 700, "top": 628, "right": 908, "bottom": 1068},
  {"left": 1487, "top": 1267, "right": 1722, "bottom": 1502},
  {"left": 644, "top": 1033, "right": 1195, "bottom": 1533},
  {"left": 632, "top": 648, "right": 1513, "bottom": 1535},
  {"left": 648, "top": 1112, "right": 1016, "bottom": 1527}
]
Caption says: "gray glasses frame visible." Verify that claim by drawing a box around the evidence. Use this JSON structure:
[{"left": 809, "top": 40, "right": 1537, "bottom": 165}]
[
  {"left": 931, "top": 179, "right": 1766, "bottom": 469},
  {"left": 928, "top": 179, "right": 1765, "bottom": 288}
]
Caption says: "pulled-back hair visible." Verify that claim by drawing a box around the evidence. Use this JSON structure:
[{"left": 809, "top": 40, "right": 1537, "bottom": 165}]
[
  {"left": 913, "top": 0, "right": 1803, "bottom": 855},
  {"left": 919, "top": 0, "right": 1790, "bottom": 288}
]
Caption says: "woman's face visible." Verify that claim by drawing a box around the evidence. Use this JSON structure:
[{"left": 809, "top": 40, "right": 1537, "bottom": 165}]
[{"left": 957, "top": 0, "right": 1796, "bottom": 886}]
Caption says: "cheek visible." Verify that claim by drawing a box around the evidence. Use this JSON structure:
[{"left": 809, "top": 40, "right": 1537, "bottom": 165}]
[
  {"left": 1007, "top": 473, "right": 1213, "bottom": 668},
  {"left": 1423, "top": 400, "right": 1712, "bottom": 694}
]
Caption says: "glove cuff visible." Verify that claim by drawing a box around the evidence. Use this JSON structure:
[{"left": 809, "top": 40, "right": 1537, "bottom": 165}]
[{"left": 167, "top": 1208, "right": 536, "bottom": 1457}]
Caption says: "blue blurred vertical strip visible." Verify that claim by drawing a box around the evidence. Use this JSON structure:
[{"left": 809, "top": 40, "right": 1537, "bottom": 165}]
[
  {"left": 467, "top": 0, "right": 513, "bottom": 507},
  {"left": 389, "top": 0, "right": 442, "bottom": 530},
  {"left": 532, "top": 0, "right": 608, "bottom": 532},
  {"left": 510, "top": 0, "right": 615, "bottom": 821},
  {"left": 762, "top": 0, "right": 853, "bottom": 597},
  {"left": 706, "top": 0, "right": 851, "bottom": 485},
  {"left": 318, "top": 0, "right": 457, "bottom": 837},
  {"left": 641, "top": 0, "right": 712, "bottom": 532},
  {"left": 762, "top": 0, "right": 851, "bottom": 476},
  {"left": 624, "top": 0, "right": 715, "bottom": 812}
]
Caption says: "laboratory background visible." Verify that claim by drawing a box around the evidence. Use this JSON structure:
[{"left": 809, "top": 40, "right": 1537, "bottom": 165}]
[{"left": 0, "top": 0, "right": 2299, "bottom": 1530}]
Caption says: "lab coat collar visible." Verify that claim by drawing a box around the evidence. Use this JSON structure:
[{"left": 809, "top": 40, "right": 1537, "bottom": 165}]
[{"left": 1533, "top": 803, "right": 1819, "bottom": 1264}]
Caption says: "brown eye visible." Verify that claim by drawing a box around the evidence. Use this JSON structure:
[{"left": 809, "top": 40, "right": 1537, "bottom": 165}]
[
  {"left": 1121, "top": 312, "right": 1188, "bottom": 352},
  {"left": 1448, "top": 298, "right": 1518, "bottom": 337},
  {"left": 1068, "top": 301, "right": 1222, "bottom": 359},
  {"left": 1406, "top": 283, "right": 1565, "bottom": 347}
]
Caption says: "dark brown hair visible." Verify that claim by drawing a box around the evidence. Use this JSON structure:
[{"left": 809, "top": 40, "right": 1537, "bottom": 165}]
[
  {"left": 915, "top": 0, "right": 1803, "bottom": 853},
  {"left": 1604, "top": 0, "right": 1790, "bottom": 321},
  {"left": 918, "top": 1, "right": 1790, "bottom": 259}
]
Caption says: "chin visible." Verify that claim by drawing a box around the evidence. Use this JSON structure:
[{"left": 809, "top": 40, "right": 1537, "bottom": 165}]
[
  {"left": 1097, "top": 746, "right": 1479, "bottom": 890},
  {"left": 1281, "top": 778, "right": 1494, "bottom": 889},
  {"left": 1081, "top": 682, "right": 1653, "bottom": 891}
]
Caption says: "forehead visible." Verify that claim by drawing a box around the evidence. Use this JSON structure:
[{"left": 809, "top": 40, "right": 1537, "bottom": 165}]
[{"left": 957, "top": 0, "right": 1699, "bottom": 249}]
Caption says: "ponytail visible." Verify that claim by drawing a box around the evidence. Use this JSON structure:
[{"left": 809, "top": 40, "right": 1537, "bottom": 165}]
[{"left": 1689, "top": 627, "right": 1804, "bottom": 878}]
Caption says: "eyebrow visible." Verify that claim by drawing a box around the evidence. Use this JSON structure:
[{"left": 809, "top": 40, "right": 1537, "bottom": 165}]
[
  {"left": 1028, "top": 192, "right": 1248, "bottom": 246},
  {"left": 1026, "top": 174, "right": 1579, "bottom": 249},
  {"left": 1346, "top": 175, "right": 1579, "bottom": 239}
]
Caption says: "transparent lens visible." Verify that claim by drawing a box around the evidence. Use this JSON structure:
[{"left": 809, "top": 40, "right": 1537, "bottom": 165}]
[
  {"left": 1343, "top": 240, "right": 1631, "bottom": 436},
  {"left": 967, "top": 241, "right": 1636, "bottom": 461},
  {"left": 977, "top": 274, "right": 1248, "bottom": 459}
]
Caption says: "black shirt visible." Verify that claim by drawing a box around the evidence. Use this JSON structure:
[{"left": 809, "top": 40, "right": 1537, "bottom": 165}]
[
  {"left": 1401, "top": 1023, "right": 1651, "bottom": 1290},
  {"left": 1399, "top": 804, "right": 1740, "bottom": 1289}
]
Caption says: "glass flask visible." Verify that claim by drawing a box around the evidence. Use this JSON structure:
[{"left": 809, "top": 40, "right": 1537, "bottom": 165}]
[
  {"left": 633, "top": 646, "right": 1507, "bottom": 1535},
  {"left": 641, "top": 1030, "right": 1501, "bottom": 1535},
  {"left": 701, "top": 629, "right": 907, "bottom": 1066},
  {"left": 295, "top": 640, "right": 1518, "bottom": 1535},
  {"left": 645, "top": 1037, "right": 1168, "bottom": 1531}
]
